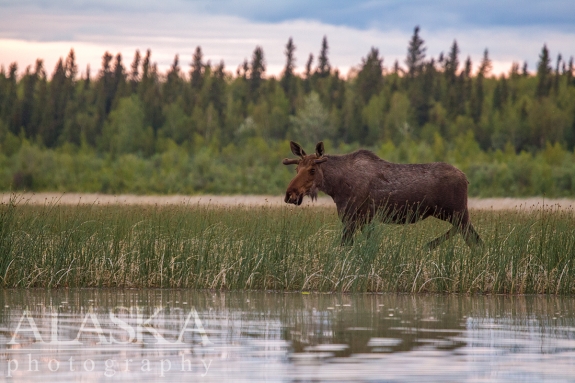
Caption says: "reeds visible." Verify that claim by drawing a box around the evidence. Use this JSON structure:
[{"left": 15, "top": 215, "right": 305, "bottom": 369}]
[{"left": 1, "top": 196, "right": 574, "bottom": 294}]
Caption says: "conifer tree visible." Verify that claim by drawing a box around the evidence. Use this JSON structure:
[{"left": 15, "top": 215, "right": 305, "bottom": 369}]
[
  {"left": 20, "top": 63, "right": 37, "bottom": 136},
  {"left": 140, "top": 49, "right": 152, "bottom": 93},
  {"left": 31, "top": 60, "right": 47, "bottom": 137},
  {"left": 208, "top": 60, "right": 226, "bottom": 116},
  {"left": 535, "top": 44, "right": 552, "bottom": 98},
  {"left": 357, "top": 47, "right": 383, "bottom": 103},
  {"left": 443, "top": 40, "right": 462, "bottom": 118},
  {"left": 304, "top": 53, "right": 313, "bottom": 92},
  {"left": 84, "top": 64, "right": 91, "bottom": 90},
  {"left": 97, "top": 51, "right": 114, "bottom": 116},
  {"left": 462, "top": 56, "right": 473, "bottom": 102},
  {"left": 567, "top": 57, "right": 574, "bottom": 85},
  {"left": 471, "top": 49, "right": 491, "bottom": 122},
  {"left": 492, "top": 75, "right": 508, "bottom": 111},
  {"left": 112, "top": 53, "right": 126, "bottom": 101},
  {"left": 316, "top": 36, "right": 331, "bottom": 78},
  {"left": 553, "top": 53, "right": 562, "bottom": 93},
  {"left": 280, "top": 38, "right": 296, "bottom": 95},
  {"left": 522, "top": 61, "right": 529, "bottom": 77},
  {"left": 249, "top": 46, "right": 265, "bottom": 101},
  {"left": 389, "top": 60, "right": 397, "bottom": 73},
  {"left": 41, "top": 58, "right": 68, "bottom": 146},
  {"left": 405, "top": 26, "right": 426, "bottom": 79},
  {"left": 64, "top": 49, "right": 78, "bottom": 83},
  {"left": 190, "top": 46, "right": 204, "bottom": 91},
  {"left": 1, "top": 63, "right": 18, "bottom": 134},
  {"left": 129, "top": 50, "right": 141, "bottom": 93},
  {"left": 165, "top": 54, "right": 182, "bottom": 104},
  {"left": 444, "top": 40, "right": 460, "bottom": 82}
]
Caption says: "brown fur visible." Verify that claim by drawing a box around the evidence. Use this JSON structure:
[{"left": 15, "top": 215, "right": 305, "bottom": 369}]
[{"left": 284, "top": 141, "right": 482, "bottom": 249}]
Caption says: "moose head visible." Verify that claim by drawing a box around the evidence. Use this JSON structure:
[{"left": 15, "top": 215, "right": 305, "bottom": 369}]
[{"left": 283, "top": 141, "right": 327, "bottom": 205}]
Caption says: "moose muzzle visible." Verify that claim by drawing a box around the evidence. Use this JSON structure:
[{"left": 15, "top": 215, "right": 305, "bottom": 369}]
[{"left": 284, "top": 190, "right": 304, "bottom": 205}]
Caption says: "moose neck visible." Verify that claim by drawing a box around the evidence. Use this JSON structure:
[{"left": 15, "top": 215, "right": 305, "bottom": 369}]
[{"left": 317, "top": 155, "right": 346, "bottom": 199}]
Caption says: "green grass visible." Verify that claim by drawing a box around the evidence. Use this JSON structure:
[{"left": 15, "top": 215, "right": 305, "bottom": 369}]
[{"left": 1, "top": 195, "right": 575, "bottom": 294}]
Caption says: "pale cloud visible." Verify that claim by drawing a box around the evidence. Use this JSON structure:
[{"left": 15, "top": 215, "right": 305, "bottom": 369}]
[{"left": 0, "top": 1, "right": 573, "bottom": 78}]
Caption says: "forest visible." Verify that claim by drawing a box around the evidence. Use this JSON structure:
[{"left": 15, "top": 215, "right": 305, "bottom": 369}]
[{"left": 1, "top": 27, "right": 574, "bottom": 197}]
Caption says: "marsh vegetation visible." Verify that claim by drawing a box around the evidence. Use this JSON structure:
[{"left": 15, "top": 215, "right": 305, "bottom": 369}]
[{"left": 1, "top": 196, "right": 574, "bottom": 294}]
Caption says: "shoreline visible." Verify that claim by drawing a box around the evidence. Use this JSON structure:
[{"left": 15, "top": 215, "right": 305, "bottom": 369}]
[{"left": 2, "top": 192, "right": 575, "bottom": 211}]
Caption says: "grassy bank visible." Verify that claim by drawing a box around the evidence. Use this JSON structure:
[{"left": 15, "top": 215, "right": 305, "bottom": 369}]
[{"left": 1, "top": 196, "right": 574, "bottom": 294}]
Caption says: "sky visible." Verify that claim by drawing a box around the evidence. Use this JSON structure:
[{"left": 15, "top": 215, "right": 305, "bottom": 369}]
[{"left": 1, "top": 0, "right": 574, "bottom": 79}]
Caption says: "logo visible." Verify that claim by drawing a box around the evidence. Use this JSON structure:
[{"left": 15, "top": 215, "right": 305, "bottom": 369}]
[{"left": 3, "top": 306, "right": 214, "bottom": 378}]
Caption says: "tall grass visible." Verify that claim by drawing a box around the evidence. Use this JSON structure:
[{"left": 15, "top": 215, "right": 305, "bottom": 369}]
[{"left": 1, "top": 196, "right": 574, "bottom": 294}]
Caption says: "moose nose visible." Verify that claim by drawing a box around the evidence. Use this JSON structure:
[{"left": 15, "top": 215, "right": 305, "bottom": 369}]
[
  {"left": 285, "top": 191, "right": 303, "bottom": 205},
  {"left": 285, "top": 190, "right": 298, "bottom": 204}
]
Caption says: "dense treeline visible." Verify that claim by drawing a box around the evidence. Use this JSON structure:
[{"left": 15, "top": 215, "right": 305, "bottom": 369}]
[{"left": 1, "top": 28, "right": 575, "bottom": 196}]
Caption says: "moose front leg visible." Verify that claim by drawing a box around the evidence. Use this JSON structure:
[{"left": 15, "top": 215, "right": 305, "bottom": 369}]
[
  {"left": 340, "top": 211, "right": 371, "bottom": 246},
  {"left": 341, "top": 219, "right": 359, "bottom": 245}
]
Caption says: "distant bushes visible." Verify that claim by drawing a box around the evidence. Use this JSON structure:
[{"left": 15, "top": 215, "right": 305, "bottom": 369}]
[{"left": 1, "top": 135, "right": 575, "bottom": 197}]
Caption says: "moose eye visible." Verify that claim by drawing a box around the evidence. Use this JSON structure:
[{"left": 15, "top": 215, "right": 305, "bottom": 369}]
[{"left": 309, "top": 168, "right": 316, "bottom": 175}]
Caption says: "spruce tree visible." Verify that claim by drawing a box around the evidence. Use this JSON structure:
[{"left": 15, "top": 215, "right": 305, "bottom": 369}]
[
  {"left": 522, "top": 61, "right": 529, "bottom": 77},
  {"left": 357, "top": 47, "right": 383, "bottom": 103},
  {"left": 31, "top": 60, "right": 47, "bottom": 138},
  {"left": 405, "top": 26, "right": 426, "bottom": 79},
  {"left": 462, "top": 56, "right": 473, "bottom": 102},
  {"left": 249, "top": 46, "right": 266, "bottom": 101},
  {"left": 111, "top": 53, "right": 126, "bottom": 102},
  {"left": 471, "top": 49, "right": 492, "bottom": 122},
  {"left": 165, "top": 54, "right": 182, "bottom": 104},
  {"left": 535, "top": 44, "right": 552, "bottom": 98},
  {"left": 97, "top": 51, "right": 114, "bottom": 117},
  {"left": 444, "top": 40, "right": 460, "bottom": 82},
  {"left": 280, "top": 37, "right": 296, "bottom": 95},
  {"left": 129, "top": 50, "right": 141, "bottom": 93},
  {"left": 1, "top": 63, "right": 18, "bottom": 134},
  {"left": 567, "top": 57, "right": 574, "bottom": 86},
  {"left": 208, "top": 60, "right": 226, "bottom": 117},
  {"left": 20, "top": 63, "right": 38, "bottom": 136},
  {"left": 190, "top": 46, "right": 204, "bottom": 91},
  {"left": 553, "top": 53, "right": 562, "bottom": 93},
  {"left": 41, "top": 58, "right": 68, "bottom": 146},
  {"left": 316, "top": 36, "right": 330, "bottom": 78},
  {"left": 443, "top": 40, "right": 461, "bottom": 118},
  {"left": 84, "top": 64, "right": 91, "bottom": 90},
  {"left": 304, "top": 53, "right": 313, "bottom": 92},
  {"left": 492, "top": 76, "right": 508, "bottom": 111}
]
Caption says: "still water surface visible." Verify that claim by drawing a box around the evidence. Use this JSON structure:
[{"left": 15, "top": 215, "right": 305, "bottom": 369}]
[{"left": 1, "top": 290, "right": 575, "bottom": 382}]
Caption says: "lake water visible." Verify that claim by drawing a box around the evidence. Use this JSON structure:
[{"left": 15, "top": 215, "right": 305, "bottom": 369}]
[{"left": 1, "top": 290, "right": 575, "bottom": 382}]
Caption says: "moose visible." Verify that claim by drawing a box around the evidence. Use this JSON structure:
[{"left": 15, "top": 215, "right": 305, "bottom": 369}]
[{"left": 283, "top": 141, "right": 482, "bottom": 249}]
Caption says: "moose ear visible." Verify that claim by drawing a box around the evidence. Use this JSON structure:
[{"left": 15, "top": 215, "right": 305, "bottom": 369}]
[
  {"left": 315, "top": 141, "right": 325, "bottom": 157},
  {"left": 290, "top": 141, "right": 306, "bottom": 157}
]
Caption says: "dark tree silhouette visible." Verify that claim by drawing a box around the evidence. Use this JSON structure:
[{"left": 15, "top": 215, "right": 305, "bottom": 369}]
[
  {"left": 249, "top": 46, "right": 266, "bottom": 100},
  {"left": 536, "top": 44, "right": 552, "bottom": 98},
  {"left": 356, "top": 47, "right": 383, "bottom": 103},
  {"left": 405, "top": 26, "right": 426, "bottom": 79},
  {"left": 316, "top": 36, "right": 331, "bottom": 78}
]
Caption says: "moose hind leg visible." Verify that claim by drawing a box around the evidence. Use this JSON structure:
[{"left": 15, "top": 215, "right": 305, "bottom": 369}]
[
  {"left": 425, "top": 226, "right": 458, "bottom": 251},
  {"left": 461, "top": 223, "right": 483, "bottom": 248}
]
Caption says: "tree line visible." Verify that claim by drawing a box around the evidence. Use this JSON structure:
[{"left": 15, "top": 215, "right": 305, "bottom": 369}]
[{"left": 1, "top": 27, "right": 575, "bottom": 196}]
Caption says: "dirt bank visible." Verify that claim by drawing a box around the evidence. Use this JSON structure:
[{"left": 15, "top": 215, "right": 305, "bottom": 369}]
[{"left": 2, "top": 192, "right": 574, "bottom": 211}]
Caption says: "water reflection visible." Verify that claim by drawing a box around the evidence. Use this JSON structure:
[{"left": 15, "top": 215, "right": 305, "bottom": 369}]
[{"left": 0, "top": 290, "right": 574, "bottom": 382}]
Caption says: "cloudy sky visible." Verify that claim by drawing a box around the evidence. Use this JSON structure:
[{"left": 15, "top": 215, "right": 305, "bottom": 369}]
[{"left": 1, "top": 1, "right": 574, "bottom": 79}]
